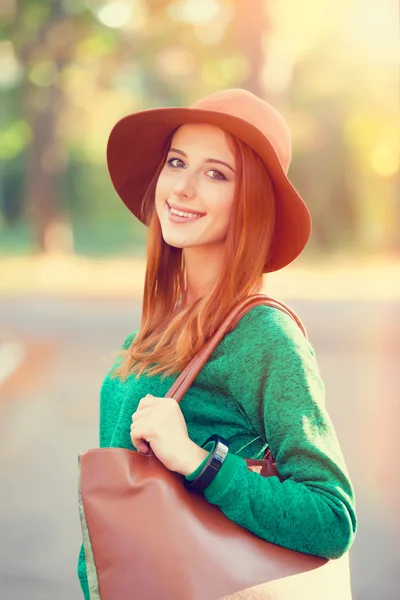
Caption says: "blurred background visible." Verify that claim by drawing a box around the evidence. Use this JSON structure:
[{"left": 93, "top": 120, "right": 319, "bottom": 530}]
[{"left": 0, "top": 0, "right": 398, "bottom": 599}]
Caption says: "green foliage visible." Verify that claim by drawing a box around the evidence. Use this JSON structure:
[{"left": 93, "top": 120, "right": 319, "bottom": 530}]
[
  {"left": 0, "top": 0, "right": 397, "bottom": 255},
  {"left": 0, "top": 119, "right": 31, "bottom": 159},
  {"left": 18, "top": 0, "right": 53, "bottom": 34}
]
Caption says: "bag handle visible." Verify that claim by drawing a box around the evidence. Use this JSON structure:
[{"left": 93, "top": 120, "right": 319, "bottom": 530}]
[{"left": 166, "top": 294, "right": 306, "bottom": 403}]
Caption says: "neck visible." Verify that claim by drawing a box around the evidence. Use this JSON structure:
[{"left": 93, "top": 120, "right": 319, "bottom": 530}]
[{"left": 182, "top": 244, "right": 225, "bottom": 306}]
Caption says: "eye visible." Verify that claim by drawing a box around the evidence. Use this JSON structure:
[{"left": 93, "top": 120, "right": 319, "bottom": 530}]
[
  {"left": 207, "top": 169, "right": 227, "bottom": 181},
  {"left": 167, "top": 157, "right": 185, "bottom": 169}
]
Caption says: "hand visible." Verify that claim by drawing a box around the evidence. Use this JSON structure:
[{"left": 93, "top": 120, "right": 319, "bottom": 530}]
[{"left": 130, "top": 394, "right": 208, "bottom": 475}]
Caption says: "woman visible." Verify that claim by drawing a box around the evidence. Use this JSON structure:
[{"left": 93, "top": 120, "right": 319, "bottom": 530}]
[{"left": 77, "top": 89, "right": 357, "bottom": 598}]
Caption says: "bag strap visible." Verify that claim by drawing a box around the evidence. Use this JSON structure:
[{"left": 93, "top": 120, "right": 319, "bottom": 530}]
[{"left": 166, "top": 294, "right": 307, "bottom": 403}]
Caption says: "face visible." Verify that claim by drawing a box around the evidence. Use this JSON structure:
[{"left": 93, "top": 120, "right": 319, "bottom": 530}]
[{"left": 155, "top": 123, "right": 236, "bottom": 251}]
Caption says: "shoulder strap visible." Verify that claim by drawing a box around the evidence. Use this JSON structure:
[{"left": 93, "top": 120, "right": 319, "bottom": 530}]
[{"left": 166, "top": 294, "right": 307, "bottom": 403}]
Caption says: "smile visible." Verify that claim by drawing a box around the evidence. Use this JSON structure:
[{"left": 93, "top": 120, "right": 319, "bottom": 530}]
[{"left": 166, "top": 202, "right": 205, "bottom": 223}]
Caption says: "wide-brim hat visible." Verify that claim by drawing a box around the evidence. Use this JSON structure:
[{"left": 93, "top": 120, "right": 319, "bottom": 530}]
[{"left": 107, "top": 88, "right": 311, "bottom": 273}]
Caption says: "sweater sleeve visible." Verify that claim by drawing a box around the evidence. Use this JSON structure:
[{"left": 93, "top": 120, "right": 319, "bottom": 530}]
[{"left": 200, "top": 306, "right": 357, "bottom": 559}]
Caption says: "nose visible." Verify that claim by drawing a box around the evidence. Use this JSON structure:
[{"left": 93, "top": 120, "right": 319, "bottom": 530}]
[{"left": 172, "top": 171, "right": 196, "bottom": 200}]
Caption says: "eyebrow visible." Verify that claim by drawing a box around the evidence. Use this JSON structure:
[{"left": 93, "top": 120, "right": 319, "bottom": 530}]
[{"left": 168, "top": 147, "right": 235, "bottom": 173}]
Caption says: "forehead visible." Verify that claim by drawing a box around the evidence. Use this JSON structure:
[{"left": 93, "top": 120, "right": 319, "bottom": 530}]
[{"left": 170, "top": 123, "right": 234, "bottom": 157}]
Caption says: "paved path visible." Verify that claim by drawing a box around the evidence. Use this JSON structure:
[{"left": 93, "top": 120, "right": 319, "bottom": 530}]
[{"left": 0, "top": 296, "right": 399, "bottom": 600}]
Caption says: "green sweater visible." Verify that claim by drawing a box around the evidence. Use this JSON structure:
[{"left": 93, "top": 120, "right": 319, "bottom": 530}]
[{"left": 78, "top": 305, "right": 357, "bottom": 599}]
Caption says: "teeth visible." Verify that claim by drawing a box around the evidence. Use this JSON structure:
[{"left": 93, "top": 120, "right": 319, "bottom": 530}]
[{"left": 170, "top": 206, "right": 202, "bottom": 218}]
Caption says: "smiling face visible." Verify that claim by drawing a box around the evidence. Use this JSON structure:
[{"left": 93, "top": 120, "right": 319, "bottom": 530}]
[{"left": 155, "top": 123, "right": 236, "bottom": 251}]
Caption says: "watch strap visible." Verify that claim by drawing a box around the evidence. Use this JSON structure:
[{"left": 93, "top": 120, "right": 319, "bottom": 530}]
[{"left": 184, "top": 435, "right": 229, "bottom": 493}]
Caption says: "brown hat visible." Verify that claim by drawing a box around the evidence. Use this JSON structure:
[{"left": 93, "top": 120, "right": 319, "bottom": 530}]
[{"left": 107, "top": 88, "right": 311, "bottom": 272}]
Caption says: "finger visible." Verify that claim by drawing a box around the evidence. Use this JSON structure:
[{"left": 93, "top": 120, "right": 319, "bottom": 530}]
[
  {"left": 136, "top": 440, "right": 150, "bottom": 454},
  {"left": 137, "top": 395, "right": 161, "bottom": 410},
  {"left": 130, "top": 424, "right": 150, "bottom": 453},
  {"left": 131, "top": 406, "right": 155, "bottom": 422},
  {"left": 130, "top": 420, "right": 156, "bottom": 449}
]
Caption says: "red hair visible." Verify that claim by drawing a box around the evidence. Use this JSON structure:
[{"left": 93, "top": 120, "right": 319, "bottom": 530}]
[{"left": 116, "top": 131, "right": 276, "bottom": 378}]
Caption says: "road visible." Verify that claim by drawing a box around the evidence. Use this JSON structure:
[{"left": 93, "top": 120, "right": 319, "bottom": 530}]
[{"left": 0, "top": 295, "right": 398, "bottom": 600}]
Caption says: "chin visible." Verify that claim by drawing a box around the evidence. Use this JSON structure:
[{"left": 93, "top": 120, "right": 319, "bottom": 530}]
[
  {"left": 160, "top": 230, "right": 187, "bottom": 249},
  {"left": 164, "top": 238, "right": 186, "bottom": 249}
]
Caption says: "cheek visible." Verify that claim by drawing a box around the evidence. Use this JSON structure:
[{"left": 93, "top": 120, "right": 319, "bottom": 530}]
[{"left": 210, "top": 189, "right": 235, "bottom": 231}]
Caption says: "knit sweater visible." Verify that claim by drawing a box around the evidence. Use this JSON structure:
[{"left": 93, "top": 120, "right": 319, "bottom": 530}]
[{"left": 77, "top": 305, "right": 357, "bottom": 599}]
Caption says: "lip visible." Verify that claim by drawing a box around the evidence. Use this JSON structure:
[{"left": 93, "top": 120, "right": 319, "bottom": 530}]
[
  {"left": 167, "top": 201, "right": 206, "bottom": 217},
  {"left": 166, "top": 201, "right": 206, "bottom": 224}
]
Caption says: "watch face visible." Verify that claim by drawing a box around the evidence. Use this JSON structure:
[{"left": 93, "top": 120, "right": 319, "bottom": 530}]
[{"left": 213, "top": 439, "right": 229, "bottom": 467}]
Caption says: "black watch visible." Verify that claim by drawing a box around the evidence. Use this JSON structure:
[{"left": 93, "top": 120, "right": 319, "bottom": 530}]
[{"left": 184, "top": 435, "right": 229, "bottom": 493}]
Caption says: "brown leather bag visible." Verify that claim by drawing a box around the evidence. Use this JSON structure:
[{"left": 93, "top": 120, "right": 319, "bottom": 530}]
[{"left": 78, "top": 295, "right": 352, "bottom": 600}]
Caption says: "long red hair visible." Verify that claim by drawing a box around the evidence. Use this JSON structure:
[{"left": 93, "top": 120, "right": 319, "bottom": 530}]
[{"left": 116, "top": 130, "right": 276, "bottom": 378}]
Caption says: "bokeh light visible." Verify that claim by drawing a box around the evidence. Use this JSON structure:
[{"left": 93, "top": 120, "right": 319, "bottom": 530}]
[{"left": 0, "top": 4, "right": 399, "bottom": 600}]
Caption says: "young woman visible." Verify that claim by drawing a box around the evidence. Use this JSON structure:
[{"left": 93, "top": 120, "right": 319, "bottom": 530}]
[{"left": 77, "top": 89, "right": 357, "bottom": 598}]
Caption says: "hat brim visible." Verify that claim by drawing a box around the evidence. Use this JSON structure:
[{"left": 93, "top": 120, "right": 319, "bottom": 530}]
[{"left": 107, "top": 107, "right": 311, "bottom": 273}]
